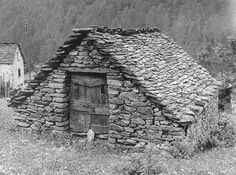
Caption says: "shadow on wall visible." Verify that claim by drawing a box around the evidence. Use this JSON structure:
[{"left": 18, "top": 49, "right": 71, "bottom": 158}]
[{"left": 219, "top": 84, "right": 233, "bottom": 114}]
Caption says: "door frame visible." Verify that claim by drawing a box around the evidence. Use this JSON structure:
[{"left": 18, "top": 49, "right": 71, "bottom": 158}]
[{"left": 68, "top": 71, "right": 110, "bottom": 133}]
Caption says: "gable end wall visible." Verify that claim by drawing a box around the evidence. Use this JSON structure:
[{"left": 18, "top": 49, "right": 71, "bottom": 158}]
[
  {"left": 0, "top": 47, "right": 24, "bottom": 89},
  {"left": 11, "top": 29, "right": 220, "bottom": 146},
  {"left": 188, "top": 92, "right": 219, "bottom": 140},
  {"left": 13, "top": 35, "right": 186, "bottom": 145},
  {"left": 13, "top": 47, "right": 24, "bottom": 88}
]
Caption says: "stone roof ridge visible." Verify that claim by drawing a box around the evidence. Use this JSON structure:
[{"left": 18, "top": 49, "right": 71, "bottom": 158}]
[
  {"left": 0, "top": 42, "right": 18, "bottom": 46},
  {"left": 73, "top": 26, "right": 161, "bottom": 36},
  {"left": 72, "top": 28, "right": 94, "bottom": 34},
  {"left": 88, "top": 27, "right": 222, "bottom": 124}
]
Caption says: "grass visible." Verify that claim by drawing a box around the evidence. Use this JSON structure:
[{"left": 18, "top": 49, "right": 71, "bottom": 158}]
[{"left": 0, "top": 99, "right": 236, "bottom": 174}]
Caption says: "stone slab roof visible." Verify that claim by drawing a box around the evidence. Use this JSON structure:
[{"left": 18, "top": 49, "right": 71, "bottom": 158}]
[
  {"left": 10, "top": 26, "right": 222, "bottom": 123},
  {"left": 0, "top": 43, "right": 19, "bottom": 64},
  {"left": 81, "top": 27, "right": 221, "bottom": 120}
]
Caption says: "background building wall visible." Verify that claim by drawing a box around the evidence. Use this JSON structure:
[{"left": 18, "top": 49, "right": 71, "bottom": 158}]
[
  {"left": 13, "top": 47, "right": 24, "bottom": 88},
  {"left": 0, "top": 64, "right": 13, "bottom": 84}
]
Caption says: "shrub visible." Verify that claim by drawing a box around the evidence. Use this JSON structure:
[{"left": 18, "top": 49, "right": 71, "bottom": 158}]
[
  {"left": 168, "top": 139, "right": 195, "bottom": 159},
  {"left": 117, "top": 148, "right": 167, "bottom": 175},
  {"left": 169, "top": 112, "right": 236, "bottom": 159},
  {"left": 217, "top": 114, "right": 236, "bottom": 147}
]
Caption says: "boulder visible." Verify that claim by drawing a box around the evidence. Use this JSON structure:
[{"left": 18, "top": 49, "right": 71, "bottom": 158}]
[
  {"left": 42, "top": 96, "right": 53, "bottom": 102},
  {"left": 48, "top": 83, "right": 65, "bottom": 89},
  {"left": 137, "top": 106, "right": 153, "bottom": 115},
  {"left": 108, "top": 137, "right": 116, "bottom": 144},
  {"left": 50, "top": 102, "right": 69, "bottom": 109},
  {"left": 131, "top": 118, "right": 145, "bottom": 125},
  {"left": 109, "top": 130, "right": 122, "bottom": 139},
  {"left": 53, "top": 97, "right": 69, "bottom": 103},
  {"left": 119, "top": 92, "right": 139, "bottom": 102},
  {"left": 124, "top": 127, "right": 134, "bottom": 133},
  {"left": 50, "top": 125, "right": 69, "bottom": 131},
  {"left": 126, "top": 139, "right": 137, "bottom": 145},
  {"left": 16, "top": 121, "right": 30, "bottom": 127},
  {"left": 96, "top": 134, "right": 109, "bottom": 140},
  {"left": 55, "top": 120, "right": 69, "bottom": 127},
  {"left": 110, "top": 123, "right": 124, "bottom": 132}
]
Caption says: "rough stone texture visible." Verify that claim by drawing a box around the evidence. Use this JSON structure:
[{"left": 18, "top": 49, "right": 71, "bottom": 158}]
[
  {"left": 8, "top": 26, "right": 222, "bottom": 145},
  {"left": 11, "top": 69, "right": 70, "bottom": 131},
  {"left": 188, "top": 92, "right": 220, "bottom": 140}
]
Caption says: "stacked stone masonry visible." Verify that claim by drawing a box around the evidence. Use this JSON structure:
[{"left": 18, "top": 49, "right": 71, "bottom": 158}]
[{"left": 9, "top": 26, "right": 222, "bottom": 145}]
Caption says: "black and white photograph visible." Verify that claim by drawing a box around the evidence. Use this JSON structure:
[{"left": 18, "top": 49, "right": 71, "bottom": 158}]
[{"left": 0, "top": 0, "right": 236, "bottom": 174}]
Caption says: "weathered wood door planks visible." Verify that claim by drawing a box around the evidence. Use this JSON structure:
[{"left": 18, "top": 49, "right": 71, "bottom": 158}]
[{"left": 70, "top": 73, "right": 110, "bottom": 133}]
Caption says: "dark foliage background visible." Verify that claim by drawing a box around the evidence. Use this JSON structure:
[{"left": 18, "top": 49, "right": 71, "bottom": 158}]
[{"left": 0, "top": 0, "right": 234, "bottom": 75}]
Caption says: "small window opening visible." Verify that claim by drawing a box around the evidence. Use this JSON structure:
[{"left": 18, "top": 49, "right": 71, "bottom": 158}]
[{"left": 18, "top": 69, "right": 21, "bottom": 77}]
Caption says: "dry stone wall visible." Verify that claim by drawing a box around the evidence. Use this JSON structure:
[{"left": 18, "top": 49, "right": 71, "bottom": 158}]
[
  {"left": 12, "top": 32, "right": 186, "bottom": 145},
  {"left": 14, "top": 70, "right": 70, "bottom": 131},
  {"left": 188, "top": 93, "right": 220, "bottom": 142},
  {"left": 9, "top": 27, "right": 222, "bottom": 146},
  {"left": 9, "top": 31, "right": 88, "bottom": 132},
  {"left": 107, "top": 79, "right": 186, "bottom": 145},
  {"left": 61, "top": 34, "right": 186, "bottom": 145},
  {"left": 88, "top": 28, "right": 222, "bottom": 124}
]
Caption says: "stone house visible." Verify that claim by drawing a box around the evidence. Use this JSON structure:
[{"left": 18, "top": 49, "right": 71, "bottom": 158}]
[
  {"left": 0, "top": 43, "right": 25, "bottom": 91},
  {"left": 9, "top": 27, "right": 222, "bottom": 145}
]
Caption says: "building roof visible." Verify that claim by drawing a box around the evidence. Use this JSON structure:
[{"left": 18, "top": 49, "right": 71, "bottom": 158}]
[
  {"left": 0, "top": 43, "right": 24, "bottom": 64},
  {"left": 86, "top": 28, "right": 220, "bottom": 112},
  {"left": 9, "top": 26, "right": 222, "bottom": 123},
  {"left": 0, "top": 43, "right": 18, "bottom": 64}
]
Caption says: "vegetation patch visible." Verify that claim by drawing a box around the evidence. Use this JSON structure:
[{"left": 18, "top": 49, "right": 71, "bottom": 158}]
[{"left": 0, "top": 99, "right": 236, "bottom": 174}]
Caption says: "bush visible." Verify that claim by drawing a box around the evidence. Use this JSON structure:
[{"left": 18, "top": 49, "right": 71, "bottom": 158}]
[
  {"left": 117, "top": 149, "right": 167, "bottom": 175},
  {"left": 168, "top": 139, "right": 195, "bottom": 159},
  {"left": 194, "top": 116, "right": 221, "bottom": 151},
  {"left": 169, "top": 113, "right": 236, "bottom": 159},
  {"left": 217, "top": 114, "right": 236, "bottom": 147}
]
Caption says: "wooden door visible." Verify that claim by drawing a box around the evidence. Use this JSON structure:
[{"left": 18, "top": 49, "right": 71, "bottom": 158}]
[{"left": 70, "top": 73, "right": 110, "bottom": 134}]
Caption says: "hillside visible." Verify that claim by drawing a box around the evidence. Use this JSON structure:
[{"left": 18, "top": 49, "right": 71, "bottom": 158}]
[{"left": 0, "top": 0, "right": 233, "bottom": 72}]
